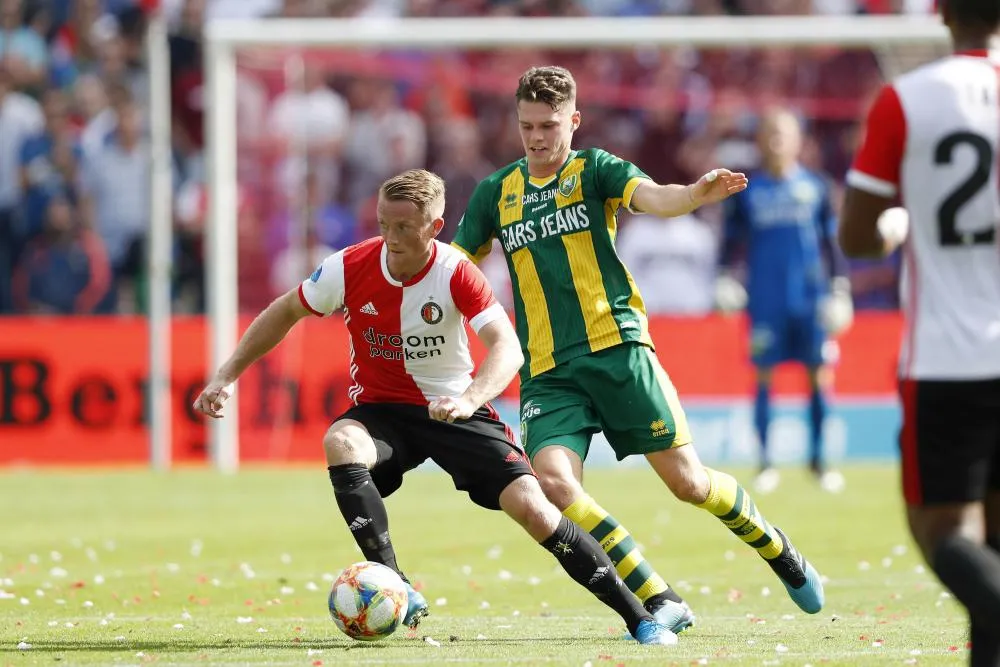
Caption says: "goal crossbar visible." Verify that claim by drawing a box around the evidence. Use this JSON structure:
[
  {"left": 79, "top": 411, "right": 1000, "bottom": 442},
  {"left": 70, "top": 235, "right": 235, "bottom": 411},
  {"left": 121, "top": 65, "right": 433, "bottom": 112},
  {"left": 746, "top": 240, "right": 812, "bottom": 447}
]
[
  {"left": 206, "top": 15, "right": 948, "bottom": 49},
  {"left": 203, "top": 14, "right": 949, "bottom": 472}
]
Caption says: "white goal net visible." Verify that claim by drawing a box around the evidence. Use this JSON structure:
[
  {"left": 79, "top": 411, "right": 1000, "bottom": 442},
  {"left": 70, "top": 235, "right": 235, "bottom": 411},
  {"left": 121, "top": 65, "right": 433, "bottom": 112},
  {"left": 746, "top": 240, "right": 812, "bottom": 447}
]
[{"left": 203, "top": 15, "right": 948, "bottom": 471}]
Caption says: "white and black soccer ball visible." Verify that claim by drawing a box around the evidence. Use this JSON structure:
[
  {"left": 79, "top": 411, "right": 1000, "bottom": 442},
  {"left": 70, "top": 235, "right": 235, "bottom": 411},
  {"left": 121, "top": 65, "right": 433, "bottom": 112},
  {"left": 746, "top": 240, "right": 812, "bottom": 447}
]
[{"left": 328, "top": 561, "right": 408, "bottom": 641}]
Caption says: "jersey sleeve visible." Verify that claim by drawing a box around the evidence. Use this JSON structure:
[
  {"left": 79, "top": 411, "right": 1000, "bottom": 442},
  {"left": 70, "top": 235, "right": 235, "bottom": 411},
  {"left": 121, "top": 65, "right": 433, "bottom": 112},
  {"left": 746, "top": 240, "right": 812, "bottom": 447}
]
[
  {"left": 450, "top": 259, "right": 505, "bottom": 333},
  {"left": 451, "top": 180, "right": 496, "bottom": 264},
  {"left": 298, "top": 250, "right": 346, "bottom": 317},
  {"left": 846, "top": 84, "right": 906, "bottom": 198},
  {"left": 592, "top": 148, "right": 652, "bottom": 211}
]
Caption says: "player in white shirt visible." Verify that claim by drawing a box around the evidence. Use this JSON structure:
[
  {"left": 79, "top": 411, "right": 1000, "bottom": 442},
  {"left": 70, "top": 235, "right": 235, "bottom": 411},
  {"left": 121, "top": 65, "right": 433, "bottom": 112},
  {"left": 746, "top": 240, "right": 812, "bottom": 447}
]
[
  {"left": 840, "top": 1, "right": 1000, "bottom": 660},
  {"left": 194, "top": 169, "right": 678, "bottom": 645}
]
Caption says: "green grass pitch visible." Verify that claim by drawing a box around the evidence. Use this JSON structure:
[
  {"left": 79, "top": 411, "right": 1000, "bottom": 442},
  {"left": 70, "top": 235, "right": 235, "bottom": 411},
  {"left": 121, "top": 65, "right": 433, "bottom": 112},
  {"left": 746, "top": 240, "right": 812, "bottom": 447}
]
[{"left": 2, "top": 466, "right": 969, "bottom": 666}]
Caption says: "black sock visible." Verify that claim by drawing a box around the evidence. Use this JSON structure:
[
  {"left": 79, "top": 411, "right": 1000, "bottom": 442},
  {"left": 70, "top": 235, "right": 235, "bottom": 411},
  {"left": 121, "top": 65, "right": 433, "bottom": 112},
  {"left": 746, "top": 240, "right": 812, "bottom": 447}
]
[
  {"left": 970, "top": 620, "right": 1000, "bottom": 667},
  {"left": 972, "top": 534, "right": 1000, "bottom": 666},
  {"left": 328, "top": 464, "right": 402, "bottom": 577},
  {"left": 540, "top": 516, "right": 651, "bottom": 636},
  {"left": 932, "top": 536, "right": 1000, "bottom": 622}
]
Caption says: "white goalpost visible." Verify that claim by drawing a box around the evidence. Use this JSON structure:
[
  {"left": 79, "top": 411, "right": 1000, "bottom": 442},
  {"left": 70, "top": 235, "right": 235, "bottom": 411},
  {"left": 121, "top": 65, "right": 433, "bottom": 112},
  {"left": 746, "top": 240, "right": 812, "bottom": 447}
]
[{"left": 202, "top": 14, "right": 949, "bottom": 473}]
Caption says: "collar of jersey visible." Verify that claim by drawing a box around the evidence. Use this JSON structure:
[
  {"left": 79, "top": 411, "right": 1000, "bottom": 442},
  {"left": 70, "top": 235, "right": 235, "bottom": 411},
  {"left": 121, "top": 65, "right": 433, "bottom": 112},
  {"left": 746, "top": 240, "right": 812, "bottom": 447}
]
[
  {"left": 380, "top": 240, "right": 438, "bottom": 287},
  {"left": 524, "top": 150, "right": 577, "bottom": 188},
  {"left": 955, "top": 48, "right": 995, "bottom": 59}
]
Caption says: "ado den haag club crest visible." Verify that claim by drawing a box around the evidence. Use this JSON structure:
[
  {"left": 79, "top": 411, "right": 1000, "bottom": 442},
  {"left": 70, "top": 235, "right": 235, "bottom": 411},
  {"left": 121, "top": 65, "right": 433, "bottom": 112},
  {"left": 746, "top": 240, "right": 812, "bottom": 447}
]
[
  {"left": 421, "top": 300, "right": 443, "bottom": 325},
  {"left": 559, "top": 174, "right": 578, "bottom": 198}
]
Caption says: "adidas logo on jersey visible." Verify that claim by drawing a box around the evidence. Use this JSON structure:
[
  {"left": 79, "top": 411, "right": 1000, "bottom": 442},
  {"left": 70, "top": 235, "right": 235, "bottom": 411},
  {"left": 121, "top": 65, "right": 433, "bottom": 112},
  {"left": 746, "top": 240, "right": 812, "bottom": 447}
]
[
  {"left": 348, "top": 516, "right": 372, "bottom": 531},
  {"left": 359, "top": 302, "right": 378, "bottom": 316}
]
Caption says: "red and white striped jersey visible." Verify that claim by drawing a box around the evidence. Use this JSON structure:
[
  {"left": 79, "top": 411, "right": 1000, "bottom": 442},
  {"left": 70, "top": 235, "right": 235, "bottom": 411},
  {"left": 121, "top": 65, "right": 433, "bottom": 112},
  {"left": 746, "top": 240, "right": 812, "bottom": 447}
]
[
  {"left": 847, "top": 50, "right": 1000, "bottom": 380},
  {"left": 298, "top": 237, "right": 506, "bottom": 405}
]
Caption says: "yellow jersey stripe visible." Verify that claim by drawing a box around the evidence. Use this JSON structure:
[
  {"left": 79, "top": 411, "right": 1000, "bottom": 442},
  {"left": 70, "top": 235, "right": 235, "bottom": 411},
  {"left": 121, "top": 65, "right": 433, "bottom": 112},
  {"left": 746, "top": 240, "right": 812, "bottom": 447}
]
[
  {"left": 624, "top": 266, "right": 653, "bottom": 347},
  {"left": 562, "top": 231, "right": 622, "bottom": 352},
  {"left": 511, "top": 248, "right": 555, "bottom": 376},
  {"left": 499, "top": 170, "right": 525, "bottom": 228}
]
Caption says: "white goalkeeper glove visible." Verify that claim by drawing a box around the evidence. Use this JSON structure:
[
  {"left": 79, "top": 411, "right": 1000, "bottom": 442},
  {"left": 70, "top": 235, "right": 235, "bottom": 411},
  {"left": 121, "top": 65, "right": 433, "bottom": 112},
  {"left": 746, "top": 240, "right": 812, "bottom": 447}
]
[
  {"left": 877, "top": 206, "right": 909, "bottom": 247},
  {"left": 714, "top": 273, "right": 748, "bottom": 313},
  {"left": 820, "top": 277, "right": 854, "bottom": 336}
]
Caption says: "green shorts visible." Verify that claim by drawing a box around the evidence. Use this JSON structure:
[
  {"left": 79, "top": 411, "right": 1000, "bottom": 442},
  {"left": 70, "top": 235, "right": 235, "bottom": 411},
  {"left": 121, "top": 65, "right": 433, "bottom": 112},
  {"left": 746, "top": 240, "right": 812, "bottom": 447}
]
[{"left": 519, "top": 342, "right": 693, "bottom": 462}]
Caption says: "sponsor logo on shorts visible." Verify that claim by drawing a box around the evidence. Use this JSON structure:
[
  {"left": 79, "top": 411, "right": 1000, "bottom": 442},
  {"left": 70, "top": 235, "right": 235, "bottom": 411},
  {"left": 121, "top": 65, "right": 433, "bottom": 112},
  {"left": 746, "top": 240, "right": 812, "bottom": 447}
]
[
  {"left": 504, "top": 451, "right": 521, "bottom": 463},
  {"left": 650, "top": 419, "right": 670, "bottom": 438},
  {"left": 309, "top": 264, "right": 323, "bottom": 282},
  {"left": 521, "top": 400, "right": 541, "bottom": 421}
]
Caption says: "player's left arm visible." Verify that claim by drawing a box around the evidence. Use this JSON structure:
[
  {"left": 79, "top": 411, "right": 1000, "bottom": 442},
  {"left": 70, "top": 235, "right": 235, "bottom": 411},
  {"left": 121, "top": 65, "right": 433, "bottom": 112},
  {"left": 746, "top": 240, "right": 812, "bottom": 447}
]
[
  {"left": 840, "top": 84, "right": 907, "bottom": 258},
  {"left": 428, "top": 260, "right": 522, "bottom": 423},
  {"left": 593, "top": 148, "right": 747, "bottom": 218},
  {"left": 631, "top": 169, "right": 749, "bottom": 217}
]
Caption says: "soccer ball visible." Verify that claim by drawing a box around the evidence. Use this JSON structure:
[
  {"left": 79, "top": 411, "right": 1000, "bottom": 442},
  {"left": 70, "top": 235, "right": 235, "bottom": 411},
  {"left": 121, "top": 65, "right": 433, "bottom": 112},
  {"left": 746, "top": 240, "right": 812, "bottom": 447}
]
[{"left": 328, "top": 561, "right": 408, "bottom": 641}]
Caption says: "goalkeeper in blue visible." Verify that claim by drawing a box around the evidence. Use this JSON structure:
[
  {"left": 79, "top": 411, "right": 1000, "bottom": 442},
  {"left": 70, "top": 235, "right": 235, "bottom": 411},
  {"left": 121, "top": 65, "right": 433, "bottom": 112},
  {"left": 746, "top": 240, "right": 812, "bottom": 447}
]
[{"left": 717, "top": 109, "right": 852, "bottom": 495}]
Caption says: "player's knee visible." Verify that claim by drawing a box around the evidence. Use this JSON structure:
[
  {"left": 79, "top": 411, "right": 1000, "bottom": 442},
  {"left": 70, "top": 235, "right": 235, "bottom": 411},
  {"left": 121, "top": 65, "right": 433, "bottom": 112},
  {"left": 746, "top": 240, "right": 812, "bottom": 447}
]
[
  {"left": 647, "top": 447, "right": 711, "bottom": 504},
  {"left": 664, "top": 460, "right": 710, "bottom": 504},
  {"left": 499, "top": 476, "right": 560, "bottom": 537},
  {"left": 535, "top": 470, "right": 581, "bottom": 512},
  {"left": 908, "top": 505, "right": 985, "bottom": 564},
  {"left": 323, "top": 421, "right": 377, "bottom": 467},
  {"left": 670, "top": 471, "right": 709, "bottom": 504}
]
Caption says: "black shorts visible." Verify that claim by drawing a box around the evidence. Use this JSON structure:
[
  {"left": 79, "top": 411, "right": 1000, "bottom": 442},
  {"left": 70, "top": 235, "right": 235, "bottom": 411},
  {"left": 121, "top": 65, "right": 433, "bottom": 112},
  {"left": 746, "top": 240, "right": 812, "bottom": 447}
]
[
  {"left": 336, "top": 402, "right": 534, "bottom": 510},
  {"left": 899, "top": 378, "right": 1000, "bottom": 506}
]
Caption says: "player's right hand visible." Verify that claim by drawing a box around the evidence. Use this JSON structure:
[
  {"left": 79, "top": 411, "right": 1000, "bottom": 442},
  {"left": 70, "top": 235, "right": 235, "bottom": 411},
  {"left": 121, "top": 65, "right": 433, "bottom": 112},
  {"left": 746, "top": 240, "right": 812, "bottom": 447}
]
[
  {"left": 876, "top": 206, "right": 909, "bottom": 247},
  {"left": 714, "top": 273, "right": 748, "bottom": 313},
  {"left": 193, "top": 379, "right": 234, "bottom": 419}
]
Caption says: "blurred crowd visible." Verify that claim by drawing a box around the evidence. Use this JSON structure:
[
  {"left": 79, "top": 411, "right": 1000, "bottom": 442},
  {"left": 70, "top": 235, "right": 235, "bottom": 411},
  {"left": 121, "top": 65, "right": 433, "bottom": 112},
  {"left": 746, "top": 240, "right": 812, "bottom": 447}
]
[{"left": 0, "top": 0, "right": 930, "bottom": 317}]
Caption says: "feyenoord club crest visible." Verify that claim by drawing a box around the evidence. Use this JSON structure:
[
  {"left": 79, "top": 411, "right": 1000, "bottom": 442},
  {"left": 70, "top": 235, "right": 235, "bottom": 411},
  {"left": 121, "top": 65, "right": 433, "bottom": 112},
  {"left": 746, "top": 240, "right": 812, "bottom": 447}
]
[
  {"left": 421, "top": 301, "right": 443, "bottom": 325},
  {"left": 559, "top": 174, "right": 578, "bottom": 198}
]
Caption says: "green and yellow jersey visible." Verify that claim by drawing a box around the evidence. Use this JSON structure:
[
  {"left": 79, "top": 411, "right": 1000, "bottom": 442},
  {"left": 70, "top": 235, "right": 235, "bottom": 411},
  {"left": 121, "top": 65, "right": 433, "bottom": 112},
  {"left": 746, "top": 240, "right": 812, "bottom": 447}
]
[{"left": 452, "top": 148, "right": 655, "bottom": 380}]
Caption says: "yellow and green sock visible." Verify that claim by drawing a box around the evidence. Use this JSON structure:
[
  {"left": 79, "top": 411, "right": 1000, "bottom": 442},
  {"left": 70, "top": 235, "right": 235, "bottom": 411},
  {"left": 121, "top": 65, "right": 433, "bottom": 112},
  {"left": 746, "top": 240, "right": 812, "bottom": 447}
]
[
  {"left": 696, "top": 467, "right": 784, "bottom": 560},
  {"left": 562, "top": 494, "right": 672, "bottom": 604}
]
